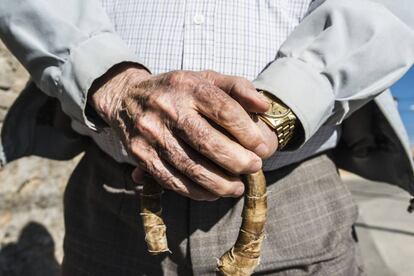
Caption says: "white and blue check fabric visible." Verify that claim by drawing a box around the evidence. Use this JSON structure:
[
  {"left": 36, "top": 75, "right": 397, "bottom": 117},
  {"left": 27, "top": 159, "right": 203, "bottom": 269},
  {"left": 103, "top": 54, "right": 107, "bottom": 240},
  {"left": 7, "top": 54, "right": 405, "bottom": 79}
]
[{"left": 75, "top": 0, "right": 339, "bottom": 171}]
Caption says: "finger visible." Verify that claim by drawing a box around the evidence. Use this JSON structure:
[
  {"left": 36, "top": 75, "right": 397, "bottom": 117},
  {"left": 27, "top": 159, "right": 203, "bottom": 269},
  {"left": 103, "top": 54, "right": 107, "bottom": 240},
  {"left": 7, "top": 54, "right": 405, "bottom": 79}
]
[
  {"left": 198, "top": 70, "right": 269, "bottom": 113},
  {"left": 191, "top": 82, "right": 270, "bottom": 157},
  {"left": 135, "top": 110, "right": 262, "bottom": 174},
  {"left": 132, "top": 166, "right": 146, "bottom": 183},
  {"left": 172, "top": 111, "right": 263, "bottom": 174},
  {"left": 145, "top": 124, "right": 245, "bottom": 197},
  {"left": 254, "top": 115, "right": 279, "bottom": 159},
  {"left": 130, "top": 137, "right": 218, "bottom": 201}
]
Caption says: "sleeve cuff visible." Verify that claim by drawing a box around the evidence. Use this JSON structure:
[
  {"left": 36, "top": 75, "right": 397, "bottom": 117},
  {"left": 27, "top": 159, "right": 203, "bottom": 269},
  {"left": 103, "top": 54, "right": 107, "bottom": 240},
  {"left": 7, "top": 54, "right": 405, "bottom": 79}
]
[
  {"left": 253, "top": 57, "right": 334, "bottom": 150},
  {"left": 57, "top": 32, "right": 150, "bottom": 131}
]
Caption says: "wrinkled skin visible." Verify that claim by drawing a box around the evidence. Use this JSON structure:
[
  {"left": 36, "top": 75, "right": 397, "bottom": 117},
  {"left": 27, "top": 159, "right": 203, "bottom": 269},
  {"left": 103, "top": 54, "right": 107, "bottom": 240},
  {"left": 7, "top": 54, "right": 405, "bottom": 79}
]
[{"left": 90, "top": 63, "right": 278, "bottom": 200}]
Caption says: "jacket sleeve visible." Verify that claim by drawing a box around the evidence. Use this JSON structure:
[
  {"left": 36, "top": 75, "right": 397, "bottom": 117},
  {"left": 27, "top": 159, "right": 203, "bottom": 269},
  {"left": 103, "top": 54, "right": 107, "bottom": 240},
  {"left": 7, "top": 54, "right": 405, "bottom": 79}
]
[
  {"left": 0, "top": 0, "right": 147, "bottom": 130},
  {"left": 253, "top": 0, "right": 414, "bottom": 149}
]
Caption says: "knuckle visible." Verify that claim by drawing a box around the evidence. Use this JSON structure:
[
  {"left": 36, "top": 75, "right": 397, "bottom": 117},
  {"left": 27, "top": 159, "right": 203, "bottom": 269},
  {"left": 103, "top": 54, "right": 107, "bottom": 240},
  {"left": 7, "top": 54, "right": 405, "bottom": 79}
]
[
  {"left": 193, "top": 81, "right": 211, "bottom": 96},
  {"left": 177, "top": 114, "right": 211, "bottom": 145},
  {"left": 168, "top": 70, "right": 185, "bottom": 84},
  {"left": 146, "top": 94, "right": 177, "bottom": 120},
  {"left": 130, "top": 139, "right": 151, "bottom": 159},
  {"left": 146, "top": 93, "right": 163, "bottom": 108},
  {"left": 175, "top": 112, "right": 192, "bottom": 129},
  {"left": 139, "top": 158, "right": 157, "bottom": 178},
  {"left": 136, "top": 114, "right": 158, "bottom": 138},
  {"left": 200, "top": 70, "right": 219, "bottom": 81},
  {"left": 229, "top": 163, "right": 245, "bottom": 175},
  {"left": 130, "top": 146, "right": 145, "bottom": 161},
  {"left": 233, "top": 156, "right": 255, "bottom": 174},
  {"left": 183, "top": 163, "right": 210, "bottom": 183},
  {"left": 180, "top": 163, "right": 232, "bottom": 197},
  {"left": 213, "top": 183, "right": 236, "bottom": 197},
  {"left": 249, "top": 132, "right": 265, "bottom": 147},
  {"left": 182, "top": 162, "right": 202, "bottom": 177},
  {"left": 145, "top": 160, "right": 182, "bottom": 191},
  {"left": 163, "top": 177, "right": 183, "bottom": 192},
  {"left": 185, "top": 164, "right": 210, "bottom": 185},
  {"left": 167, "top": 70, "right": 194, "bottom": 86},
  {"left": 216, "top": 103, "right": 233, "bottom": 122},
  {"left": 135, "top": 114, "right": 148, "bottom": 131}
]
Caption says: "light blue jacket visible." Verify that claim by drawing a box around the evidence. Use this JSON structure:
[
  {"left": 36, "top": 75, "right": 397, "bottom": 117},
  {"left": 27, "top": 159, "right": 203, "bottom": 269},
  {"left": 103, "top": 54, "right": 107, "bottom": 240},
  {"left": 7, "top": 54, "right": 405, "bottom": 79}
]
[{"left": 1, "top": 0, "right": 414, "bottom": 209}]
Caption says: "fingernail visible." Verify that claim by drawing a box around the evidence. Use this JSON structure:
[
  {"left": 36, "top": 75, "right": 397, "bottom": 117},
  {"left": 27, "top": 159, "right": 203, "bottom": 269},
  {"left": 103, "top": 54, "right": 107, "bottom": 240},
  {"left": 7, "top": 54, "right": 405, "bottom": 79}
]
[
  {"left": 235, "top": 184, "right": 245, "bottom": 197},
  {"left": 254, "top": 143, "right": 269, "bottom": 158},
  {"left": 249, "top": 155, "right": 262, "bottom": 172}
]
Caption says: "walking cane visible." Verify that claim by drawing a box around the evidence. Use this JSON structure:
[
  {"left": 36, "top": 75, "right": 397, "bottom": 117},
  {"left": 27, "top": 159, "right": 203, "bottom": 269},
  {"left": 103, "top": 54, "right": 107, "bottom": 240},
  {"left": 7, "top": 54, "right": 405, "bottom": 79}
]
[{"left": 139, "top": 170, "right": 267, "bottom": 276}]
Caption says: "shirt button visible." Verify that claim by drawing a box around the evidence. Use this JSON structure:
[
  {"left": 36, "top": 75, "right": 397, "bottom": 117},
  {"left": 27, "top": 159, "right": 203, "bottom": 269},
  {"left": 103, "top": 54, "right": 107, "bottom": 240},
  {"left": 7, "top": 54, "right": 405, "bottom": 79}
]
[{"left": 193, "top": 14, "right": 205, "bottom": 25}]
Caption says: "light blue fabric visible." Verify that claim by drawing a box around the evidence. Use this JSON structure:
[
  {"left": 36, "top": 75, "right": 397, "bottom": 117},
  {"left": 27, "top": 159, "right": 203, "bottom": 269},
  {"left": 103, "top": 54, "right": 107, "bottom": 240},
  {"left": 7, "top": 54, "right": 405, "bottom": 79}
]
[
  {"left": 0, "top": 0, "right": 413, "bottom": 198},
  {"left": 0, "top": 0, "right": 147, "bottom": 129}
]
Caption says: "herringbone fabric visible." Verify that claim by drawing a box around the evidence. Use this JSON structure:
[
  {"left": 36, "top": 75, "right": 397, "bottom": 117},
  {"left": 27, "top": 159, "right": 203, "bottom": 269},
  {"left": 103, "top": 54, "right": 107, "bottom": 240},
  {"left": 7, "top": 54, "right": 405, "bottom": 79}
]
[{"left": 61, "top": 143, "right": 363, "bottom": 275}]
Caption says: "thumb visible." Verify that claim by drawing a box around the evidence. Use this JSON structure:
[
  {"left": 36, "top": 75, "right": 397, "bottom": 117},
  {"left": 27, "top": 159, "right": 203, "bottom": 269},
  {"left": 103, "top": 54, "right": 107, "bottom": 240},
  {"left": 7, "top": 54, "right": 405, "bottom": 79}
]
[{"left": 131, "top": 166, "right": 146, "bottom": 184}]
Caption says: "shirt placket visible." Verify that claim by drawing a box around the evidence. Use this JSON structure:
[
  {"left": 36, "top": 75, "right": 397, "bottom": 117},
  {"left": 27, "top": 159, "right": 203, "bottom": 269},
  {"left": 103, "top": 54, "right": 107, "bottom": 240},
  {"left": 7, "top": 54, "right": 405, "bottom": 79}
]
[{"left": 182, "top": 0, "right": 216, "bottom": 71}]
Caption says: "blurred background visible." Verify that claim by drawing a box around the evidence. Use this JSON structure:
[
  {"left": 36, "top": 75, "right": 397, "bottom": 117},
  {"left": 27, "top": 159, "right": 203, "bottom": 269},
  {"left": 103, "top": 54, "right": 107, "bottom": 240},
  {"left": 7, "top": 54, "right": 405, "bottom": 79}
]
[
  {"left": 393, "top": 68, "right": 414, "bottom": 145},
  {"left": 0, "top": 41, "right": 413, "bottom": 275}
]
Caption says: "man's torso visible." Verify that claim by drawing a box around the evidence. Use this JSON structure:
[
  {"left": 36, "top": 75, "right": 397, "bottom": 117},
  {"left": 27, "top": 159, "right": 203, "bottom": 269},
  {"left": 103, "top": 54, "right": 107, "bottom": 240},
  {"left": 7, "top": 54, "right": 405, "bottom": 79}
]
[{"left": 73, "top": 0, "right": 339, "bottom": 170}]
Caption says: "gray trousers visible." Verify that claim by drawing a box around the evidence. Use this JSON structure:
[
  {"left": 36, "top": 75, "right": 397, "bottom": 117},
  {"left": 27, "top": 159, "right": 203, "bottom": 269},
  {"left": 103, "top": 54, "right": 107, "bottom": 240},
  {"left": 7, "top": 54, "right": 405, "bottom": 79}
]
[{"left": 61, "top": 144, "right": 364, "bottom": 275}]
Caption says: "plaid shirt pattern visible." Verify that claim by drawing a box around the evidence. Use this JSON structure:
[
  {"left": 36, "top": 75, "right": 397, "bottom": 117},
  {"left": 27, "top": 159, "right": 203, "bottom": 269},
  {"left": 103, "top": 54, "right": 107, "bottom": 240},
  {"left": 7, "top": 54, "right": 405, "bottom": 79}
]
[{"left": 81, "top": 0, "right": 339, "bottom": 170}]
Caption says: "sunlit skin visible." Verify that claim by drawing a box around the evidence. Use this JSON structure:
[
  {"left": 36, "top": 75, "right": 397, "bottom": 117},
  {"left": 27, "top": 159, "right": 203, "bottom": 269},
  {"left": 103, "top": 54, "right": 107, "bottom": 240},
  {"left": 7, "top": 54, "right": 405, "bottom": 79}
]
[{"left": 90, "top": 63, "right": 278, "bottom": 201}]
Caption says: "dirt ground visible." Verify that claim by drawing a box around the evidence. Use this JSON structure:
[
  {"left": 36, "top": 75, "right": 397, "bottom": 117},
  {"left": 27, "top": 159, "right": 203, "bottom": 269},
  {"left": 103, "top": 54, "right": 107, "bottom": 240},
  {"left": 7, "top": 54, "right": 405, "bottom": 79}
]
[{"left": 0, "top": 41, "right": 79, "bottom": 275}]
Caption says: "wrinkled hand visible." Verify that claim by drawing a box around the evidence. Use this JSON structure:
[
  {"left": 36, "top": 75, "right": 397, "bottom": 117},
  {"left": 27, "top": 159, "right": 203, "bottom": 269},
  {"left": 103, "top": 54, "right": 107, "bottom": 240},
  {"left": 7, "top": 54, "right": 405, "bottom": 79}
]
[{"left": 90, "top": 63, "right": 278, "bottom": 200}]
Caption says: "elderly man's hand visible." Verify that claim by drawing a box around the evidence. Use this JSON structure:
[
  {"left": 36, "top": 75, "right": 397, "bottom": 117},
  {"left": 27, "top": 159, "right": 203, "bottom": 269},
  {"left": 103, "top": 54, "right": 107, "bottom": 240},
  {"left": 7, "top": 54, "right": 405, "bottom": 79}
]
[{"left": 89, "top": 63, "right": 277, "bottom": 200}]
